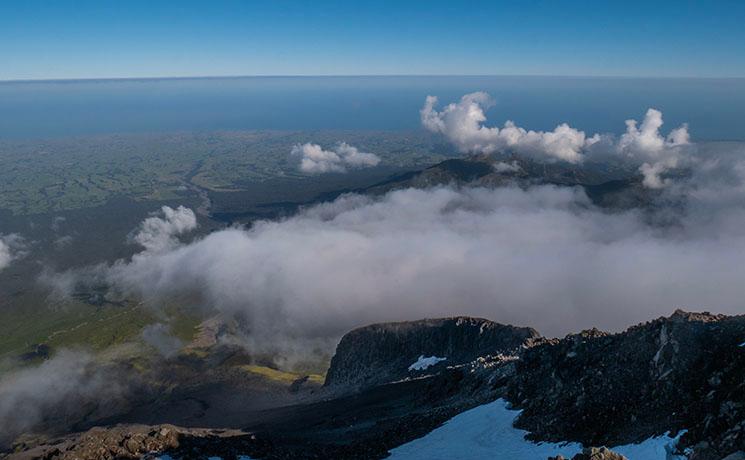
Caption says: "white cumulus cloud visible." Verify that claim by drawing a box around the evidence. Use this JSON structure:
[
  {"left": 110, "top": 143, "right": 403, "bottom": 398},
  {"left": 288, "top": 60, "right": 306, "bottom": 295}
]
[
  {"left": 617, "top": 108, "right": 691, "bottom": 188},
  {"left": 292, "top": 142, "right": 381, "bottom": 174},
  {"left": 421, "top": 93, "right": 596, "bottom": 164},
  {"left": 132, "top": 205, "right": 197, "bottom": 253}
]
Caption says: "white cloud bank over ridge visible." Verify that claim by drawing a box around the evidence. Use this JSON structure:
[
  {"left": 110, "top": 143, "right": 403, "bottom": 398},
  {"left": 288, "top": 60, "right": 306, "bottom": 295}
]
[
  {"left": 36, "top": 99, "right": 743, "bottom": 363},
  {"left": 292, "top": 142, "right": 380, "bottom": 174},
  {"left": 421, "top": 93, "right": 691, "bottom": 187}
]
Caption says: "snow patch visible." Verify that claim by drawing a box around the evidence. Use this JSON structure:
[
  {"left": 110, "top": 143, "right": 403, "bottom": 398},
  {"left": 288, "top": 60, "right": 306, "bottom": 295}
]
[
  {"left": 408, "top": 355, "right": 447, "bottom": 371},
  {"left": 388, "top": 399, "right": 686, "bottom": 460}
]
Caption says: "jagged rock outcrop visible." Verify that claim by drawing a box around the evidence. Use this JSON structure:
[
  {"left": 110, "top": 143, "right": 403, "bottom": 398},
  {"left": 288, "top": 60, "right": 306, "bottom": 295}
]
[
  {"left": 324, "top": 316, "right": 539, "bottom": 388},
  {"left": 506, "top": 310, "right": 745, "bottom": 459}
]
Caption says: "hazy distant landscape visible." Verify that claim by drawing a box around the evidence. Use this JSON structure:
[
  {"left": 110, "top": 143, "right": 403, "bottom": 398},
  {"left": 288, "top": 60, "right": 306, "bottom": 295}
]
[{"left": 0, "top": 126, "right": 451, "bottom": 366}]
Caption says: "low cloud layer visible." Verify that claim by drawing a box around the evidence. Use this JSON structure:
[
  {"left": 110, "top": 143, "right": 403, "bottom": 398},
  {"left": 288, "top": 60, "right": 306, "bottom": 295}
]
[
  {"left": 292, "top": 142, "right": 381, "bottom": 174},
  {"left": 421, "top": 93, "right": 691, "bottom": 187},
  {"left": 0, "top": 234, "right": 25, "bottom": 272},
  {"left": 46, "top": 143, "right": 744, "bottom": 362}
]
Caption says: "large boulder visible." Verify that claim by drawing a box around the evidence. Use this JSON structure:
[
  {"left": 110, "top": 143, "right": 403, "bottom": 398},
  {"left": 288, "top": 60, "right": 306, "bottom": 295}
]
[{"left": 324, "top": 316, "right": 539, "bottom": 388}]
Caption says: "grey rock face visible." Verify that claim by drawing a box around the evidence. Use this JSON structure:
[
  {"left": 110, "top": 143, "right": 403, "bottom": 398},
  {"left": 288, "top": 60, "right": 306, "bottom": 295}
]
[{"left": 324, "top": 316, "right": 539, "bottom": 388}]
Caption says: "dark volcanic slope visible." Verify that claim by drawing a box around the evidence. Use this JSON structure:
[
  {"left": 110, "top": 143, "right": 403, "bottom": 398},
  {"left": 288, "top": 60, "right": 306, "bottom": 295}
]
[{"left": 325, "top": 316, "right": 538, "bottom": 388}]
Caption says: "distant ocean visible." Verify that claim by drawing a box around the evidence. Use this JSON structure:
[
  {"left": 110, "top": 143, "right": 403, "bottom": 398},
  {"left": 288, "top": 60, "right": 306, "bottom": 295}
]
[{"left": 1, "top": 76, "right": 744, "bottom": 140}]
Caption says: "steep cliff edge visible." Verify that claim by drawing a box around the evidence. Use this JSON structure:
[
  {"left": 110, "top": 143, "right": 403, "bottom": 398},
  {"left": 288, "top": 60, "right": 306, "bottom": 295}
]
[{"left": 324, "top": 316, "right": 539, "bottom": 389}]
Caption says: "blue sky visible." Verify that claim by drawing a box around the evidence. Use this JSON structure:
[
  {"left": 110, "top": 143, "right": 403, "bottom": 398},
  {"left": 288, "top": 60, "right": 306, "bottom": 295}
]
[{"left": 2, "top": 0, "right": 745, "bottom": 80}]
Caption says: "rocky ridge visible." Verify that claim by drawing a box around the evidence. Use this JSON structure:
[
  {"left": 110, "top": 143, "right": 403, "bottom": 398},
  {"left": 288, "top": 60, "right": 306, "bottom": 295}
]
[{"left": 506, "top": 310, "right": 745, "bottom": 459}]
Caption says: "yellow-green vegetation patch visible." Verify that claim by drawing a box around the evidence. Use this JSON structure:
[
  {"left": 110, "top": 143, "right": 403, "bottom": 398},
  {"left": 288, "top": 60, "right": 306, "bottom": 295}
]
[
  {"left": 238, "top": 364, "right": 324, "bottom": 386},
  {"left": 306, "top": 373, "right": 325, "bottom": 384},
  {"left": 182, "top": 348, "right": 209, "bottom": 358}
]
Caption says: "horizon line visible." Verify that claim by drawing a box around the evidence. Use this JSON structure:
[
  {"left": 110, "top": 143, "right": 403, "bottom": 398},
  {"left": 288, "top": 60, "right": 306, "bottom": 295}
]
[{"left": 3, "top": 73, "right": 745, "bottom": 84}]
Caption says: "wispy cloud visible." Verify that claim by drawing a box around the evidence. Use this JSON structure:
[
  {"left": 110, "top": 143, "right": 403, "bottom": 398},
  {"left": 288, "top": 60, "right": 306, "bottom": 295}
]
[
  {"left": 0, "top": 234, "right": 26, "bottom": 272},
  {"left": 0, "top": 350, "right": 132, "bottom": 445}
]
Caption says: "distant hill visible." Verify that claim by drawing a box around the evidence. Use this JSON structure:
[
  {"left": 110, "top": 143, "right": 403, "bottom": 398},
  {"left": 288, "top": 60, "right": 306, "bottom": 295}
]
[{"left": 361, "top": 154, "right": 657, "bottom": 210}]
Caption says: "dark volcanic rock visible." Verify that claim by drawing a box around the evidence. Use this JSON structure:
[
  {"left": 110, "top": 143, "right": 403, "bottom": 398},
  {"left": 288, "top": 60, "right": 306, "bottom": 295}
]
[
  {"left": 507, "top": 310, "right": 745, "bottom": 459},
  {"left": 324, "top": 316, "right": 539, "bottom": 389}
]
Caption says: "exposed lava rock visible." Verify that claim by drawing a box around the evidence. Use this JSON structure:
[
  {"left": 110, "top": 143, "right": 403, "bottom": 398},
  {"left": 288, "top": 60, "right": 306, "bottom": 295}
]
[{"left": 324, "top": 316, "right": 539, "bottom": 388}]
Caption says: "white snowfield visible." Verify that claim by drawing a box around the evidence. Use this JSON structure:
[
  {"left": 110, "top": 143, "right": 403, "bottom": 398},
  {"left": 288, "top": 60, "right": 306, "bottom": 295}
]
[
  {"left": 408, "top": 355, "right": 447, "bottom": 371},
  {"left": 388, "top": 399, "right": 686, "bottom": 460}
]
